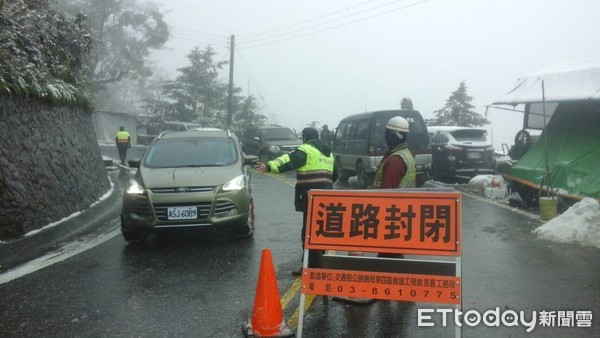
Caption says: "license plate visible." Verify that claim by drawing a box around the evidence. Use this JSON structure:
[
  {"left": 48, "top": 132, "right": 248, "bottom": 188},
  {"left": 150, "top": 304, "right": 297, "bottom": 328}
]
[
  {"left": 167, "top": 206, "right": 197, "bottom": 220},
  {"left": 467, "top": 152, "right": 481, "bottom": 159}
]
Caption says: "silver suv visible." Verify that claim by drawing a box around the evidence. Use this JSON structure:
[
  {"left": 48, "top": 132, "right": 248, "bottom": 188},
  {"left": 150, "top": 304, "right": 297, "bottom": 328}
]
[{"left": 120, "top": 129, "right": 258, "bottom": 242}]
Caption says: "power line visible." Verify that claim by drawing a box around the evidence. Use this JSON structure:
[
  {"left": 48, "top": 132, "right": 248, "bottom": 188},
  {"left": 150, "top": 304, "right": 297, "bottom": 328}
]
[
  {"left": 168, "top": 33, "right": 229, "bottom": 49},
  {"left": 238, "top": 0, "right": 431, "bottom": 47},
  {"left": 169, "top": 25, "right": 228, "bottom": 39},
  {"left": 240, "top": 0, "right": 383, "bottom": 40},
  {"left": 234, "top": 44, "right": 274, "bottom": 119}
]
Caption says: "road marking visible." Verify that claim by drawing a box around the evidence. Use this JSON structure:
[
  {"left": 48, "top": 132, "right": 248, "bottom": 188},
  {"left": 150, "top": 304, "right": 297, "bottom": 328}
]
[
  {"left": 286, "top": 293, "right": 316, "bottom": 330},
  {"left": 280, "top": 277, "right": 302, "bottom": 310},
  {"left": 262, "top": 171, "right": 297, "bottom": 186},
  {"left": 0, "top": 226, "right": 120, "bottom": 285}
]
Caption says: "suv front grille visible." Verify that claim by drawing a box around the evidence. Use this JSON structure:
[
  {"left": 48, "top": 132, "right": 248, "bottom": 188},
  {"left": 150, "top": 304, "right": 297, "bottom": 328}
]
[
  {"left": 153, "top": 202, "right": 212, "bottom": 221},
  {"left": 151, "top": 186, "right": 214, "bottom": 193}
]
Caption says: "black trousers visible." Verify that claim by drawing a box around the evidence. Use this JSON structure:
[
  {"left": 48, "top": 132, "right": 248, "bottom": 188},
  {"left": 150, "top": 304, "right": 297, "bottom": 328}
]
[{"left": 117, "top": 144, "right": 128, "bottom": 164}]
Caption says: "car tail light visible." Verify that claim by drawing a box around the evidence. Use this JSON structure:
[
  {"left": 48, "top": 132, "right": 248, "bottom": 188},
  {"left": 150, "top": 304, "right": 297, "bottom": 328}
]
[
  {"left": 444, "top": 144, "right": 462, "bottom": 153},
  {"left": 412, "top": 143, "right": 431, "bottom": 155},
  {"left": 368, "top": 145, "right": 376, "bottom": 156}
]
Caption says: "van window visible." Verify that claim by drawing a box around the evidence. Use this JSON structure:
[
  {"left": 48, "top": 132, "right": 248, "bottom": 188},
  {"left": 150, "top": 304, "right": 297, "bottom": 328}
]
[
  {"left": 371, "top": 116, "right": 389, "bottom": 149},
  {"left": 356, "top": 120, "right": 369, "bottom": 140},
  {"left": 343, "top": 121, "right": 357, "bottom": 141},
  {"left": 334, "top": 122, "right": 347, "bottom": 141}
]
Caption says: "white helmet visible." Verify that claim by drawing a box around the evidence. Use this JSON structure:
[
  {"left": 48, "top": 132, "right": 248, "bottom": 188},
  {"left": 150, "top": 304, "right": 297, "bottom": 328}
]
[{"left": 386, "top": 116, "right": 410, "bottom": 133}]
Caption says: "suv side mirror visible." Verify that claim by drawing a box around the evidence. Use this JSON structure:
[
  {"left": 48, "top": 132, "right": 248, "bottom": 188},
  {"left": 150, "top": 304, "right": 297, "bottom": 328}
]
[{"left": 244, "top": 154, "right": 259, "bottom": 165}]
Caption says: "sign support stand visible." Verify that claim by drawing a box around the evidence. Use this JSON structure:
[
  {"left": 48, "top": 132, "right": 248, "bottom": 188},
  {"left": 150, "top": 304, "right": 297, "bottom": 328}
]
[{"left": 296, "top": 189, "right": 462, "bottom": 337}]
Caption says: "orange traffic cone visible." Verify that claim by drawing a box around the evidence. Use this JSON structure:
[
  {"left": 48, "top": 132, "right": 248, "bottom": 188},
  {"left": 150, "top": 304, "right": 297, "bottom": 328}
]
[{"left": 243, "top": 248, "right": 294, "bottom": 337}]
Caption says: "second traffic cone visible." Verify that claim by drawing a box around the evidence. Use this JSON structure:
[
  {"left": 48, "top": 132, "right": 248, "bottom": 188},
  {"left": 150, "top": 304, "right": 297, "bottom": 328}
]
[{"left": 243, "top": 248, "right": 293, "bottom": 337}]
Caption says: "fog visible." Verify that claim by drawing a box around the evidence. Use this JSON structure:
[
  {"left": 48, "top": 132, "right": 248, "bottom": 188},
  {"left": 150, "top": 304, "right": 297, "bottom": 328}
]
[{"left": 149, "top": 0, "right": 600, "bottom": 149}]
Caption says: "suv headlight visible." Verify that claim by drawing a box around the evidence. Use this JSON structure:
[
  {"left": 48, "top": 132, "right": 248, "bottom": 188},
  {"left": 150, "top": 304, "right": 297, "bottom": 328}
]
[
  {"left": 126, "top": 180, "right": 145, "bottom": 195},
  {"left": 267, "top": 145, "right": 281, "bottom": 153},
  {"left": 223, "top": 175, "right": 245, "bottom": 191}
]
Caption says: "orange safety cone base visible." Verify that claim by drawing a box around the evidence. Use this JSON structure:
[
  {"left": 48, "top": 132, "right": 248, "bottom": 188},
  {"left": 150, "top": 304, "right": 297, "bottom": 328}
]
[{"left": 242, "top": 321, "right": 295, "bottom": 338}]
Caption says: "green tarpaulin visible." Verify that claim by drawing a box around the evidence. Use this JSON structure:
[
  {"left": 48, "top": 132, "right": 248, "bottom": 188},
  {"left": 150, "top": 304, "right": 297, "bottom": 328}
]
[{"left": 507, "top": 101, "right": 600, "bottom": 199}]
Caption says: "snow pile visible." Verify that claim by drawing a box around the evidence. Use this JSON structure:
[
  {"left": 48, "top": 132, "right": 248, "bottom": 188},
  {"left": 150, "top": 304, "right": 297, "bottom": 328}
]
[{"left": 532, "top": 198, "right": 600, "bottom": 249}]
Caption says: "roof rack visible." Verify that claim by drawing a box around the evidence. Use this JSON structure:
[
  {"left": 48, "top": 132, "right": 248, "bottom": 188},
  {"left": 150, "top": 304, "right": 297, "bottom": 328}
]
[{"left": 157, "top": 130, "right": 174, "bottom": 139}]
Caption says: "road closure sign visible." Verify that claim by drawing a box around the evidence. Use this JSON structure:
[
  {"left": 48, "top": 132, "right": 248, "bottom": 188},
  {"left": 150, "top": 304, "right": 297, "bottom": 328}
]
[{"left": 305, "top": 189, "right": 461, "bottom": 256}]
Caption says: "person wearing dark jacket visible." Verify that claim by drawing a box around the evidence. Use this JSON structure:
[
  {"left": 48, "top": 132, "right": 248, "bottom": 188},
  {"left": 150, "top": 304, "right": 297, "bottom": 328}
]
[{"left": 254, "top": 127, "right": 337, "bottom": 275}]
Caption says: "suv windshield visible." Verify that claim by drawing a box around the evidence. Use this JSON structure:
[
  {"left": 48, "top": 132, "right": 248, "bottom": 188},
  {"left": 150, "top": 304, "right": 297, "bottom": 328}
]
[
  {"left": 260, "top": 128, "right": 296, "bottom": 140},
  {"left": 143, "top": 137, "right": 238, "bottom": 168},
  {"left": 451, "top": 129, "right": 488, "bottom": 142}
]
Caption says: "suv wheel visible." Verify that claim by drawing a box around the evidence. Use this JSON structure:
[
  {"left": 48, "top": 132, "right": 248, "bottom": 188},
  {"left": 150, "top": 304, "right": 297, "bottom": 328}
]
[
  {"left": 335, "top": 158, "right": 349, "bottom": 182},
  {"left": 356, "top": 161, "right": 370, "bottom": 189},
  {"left": 233, "top": 199, "right": 255, "bottom": 238}
]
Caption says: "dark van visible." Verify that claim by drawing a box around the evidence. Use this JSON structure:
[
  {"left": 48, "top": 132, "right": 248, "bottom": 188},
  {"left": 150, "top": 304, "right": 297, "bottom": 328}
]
[{"left": 331, "top": 110, "right": 431, "bottom": 188}]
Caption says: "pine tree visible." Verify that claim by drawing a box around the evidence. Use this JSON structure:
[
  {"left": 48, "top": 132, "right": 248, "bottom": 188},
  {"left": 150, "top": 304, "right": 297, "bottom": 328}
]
[{"left": 431, "top": 81, "right": 489, "bottom": 126}]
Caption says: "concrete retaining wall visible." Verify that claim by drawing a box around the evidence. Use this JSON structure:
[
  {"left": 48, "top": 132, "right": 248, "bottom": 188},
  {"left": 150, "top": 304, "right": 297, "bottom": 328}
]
[{"left": 0, "top": 96, "right": 111, "bottom": 239}]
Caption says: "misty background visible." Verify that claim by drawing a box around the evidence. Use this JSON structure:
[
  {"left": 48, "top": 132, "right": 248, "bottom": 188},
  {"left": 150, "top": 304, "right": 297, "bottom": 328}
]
[{"left": 81, "top": 0, "right": 599, "bottom": 149}]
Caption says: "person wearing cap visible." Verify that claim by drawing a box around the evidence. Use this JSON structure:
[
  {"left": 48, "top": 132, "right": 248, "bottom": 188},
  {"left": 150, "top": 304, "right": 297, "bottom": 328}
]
[{"left": 254, "top": 127, "right": 337, "bottom": 275}]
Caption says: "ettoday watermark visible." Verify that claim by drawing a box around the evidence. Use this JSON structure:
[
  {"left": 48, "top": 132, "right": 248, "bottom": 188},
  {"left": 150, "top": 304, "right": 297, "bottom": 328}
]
[{"left": 418, "top": 308, "right": 593, "bottom": 333}]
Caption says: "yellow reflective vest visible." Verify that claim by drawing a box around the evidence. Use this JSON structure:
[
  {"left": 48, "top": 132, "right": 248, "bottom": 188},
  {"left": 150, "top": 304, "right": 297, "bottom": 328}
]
[
  {"left": 115, "top": 130, "right": 130, "bottom": 144},
  {"left": 372, "top": 146, "right": 416, "bottom": 188}
]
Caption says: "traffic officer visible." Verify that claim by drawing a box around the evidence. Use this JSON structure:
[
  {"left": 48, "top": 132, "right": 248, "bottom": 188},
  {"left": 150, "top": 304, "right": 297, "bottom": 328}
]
[
  {"left": 254, "top": 127, "right": 336, "bottom": 275},
  {"left": 115, "top": 126, "right": 131, "bottom": 165}
]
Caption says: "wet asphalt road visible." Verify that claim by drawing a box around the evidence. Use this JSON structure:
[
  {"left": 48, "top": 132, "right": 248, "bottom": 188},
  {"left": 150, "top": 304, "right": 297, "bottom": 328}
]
[{"left": 0, "top": 146, "right": 598, "bottom": 337}]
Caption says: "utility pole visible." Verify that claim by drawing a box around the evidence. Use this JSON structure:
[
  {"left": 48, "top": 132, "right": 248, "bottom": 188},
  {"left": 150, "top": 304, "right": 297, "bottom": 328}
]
[{"left": 227, "top": 35, "right": 235, "bottom": 130}]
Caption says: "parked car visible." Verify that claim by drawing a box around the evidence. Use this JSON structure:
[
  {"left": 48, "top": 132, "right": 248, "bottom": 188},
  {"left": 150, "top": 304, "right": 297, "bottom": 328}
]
[
  {"left": 136, "top": 121, "right": 206, "bottom": 145},
  {"left": 120, "top": 129, "right": 258, "bottom": 242},
  {"left": 428, "top": 126, "right": 496, "bottom": 180},
  {"left": 331, "top": 109, "right": 432, "bottom": 188},
  {"left": 241, "top": 125, "right": 302, "bottom": 163}
]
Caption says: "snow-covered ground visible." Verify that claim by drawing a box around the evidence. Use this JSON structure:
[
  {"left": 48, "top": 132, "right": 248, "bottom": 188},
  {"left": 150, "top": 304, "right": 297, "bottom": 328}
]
[{"left": 468, "top": 174, "right": 600, "bottom": 250}]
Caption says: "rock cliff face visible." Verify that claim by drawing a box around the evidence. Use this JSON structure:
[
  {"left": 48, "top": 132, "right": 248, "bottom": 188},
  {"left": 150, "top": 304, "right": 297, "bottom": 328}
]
[{"left": 0, "top": 96, "right": 110, "bottom": 239}]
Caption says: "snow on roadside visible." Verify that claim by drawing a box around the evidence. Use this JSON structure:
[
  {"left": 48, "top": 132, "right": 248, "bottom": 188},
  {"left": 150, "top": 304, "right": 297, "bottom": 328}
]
[
  {"left": 468, "top": 174, "right": 600, "bottom": 250},
  {"left": 532, "top": 198, "right": 600, "bottom": 249}
]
